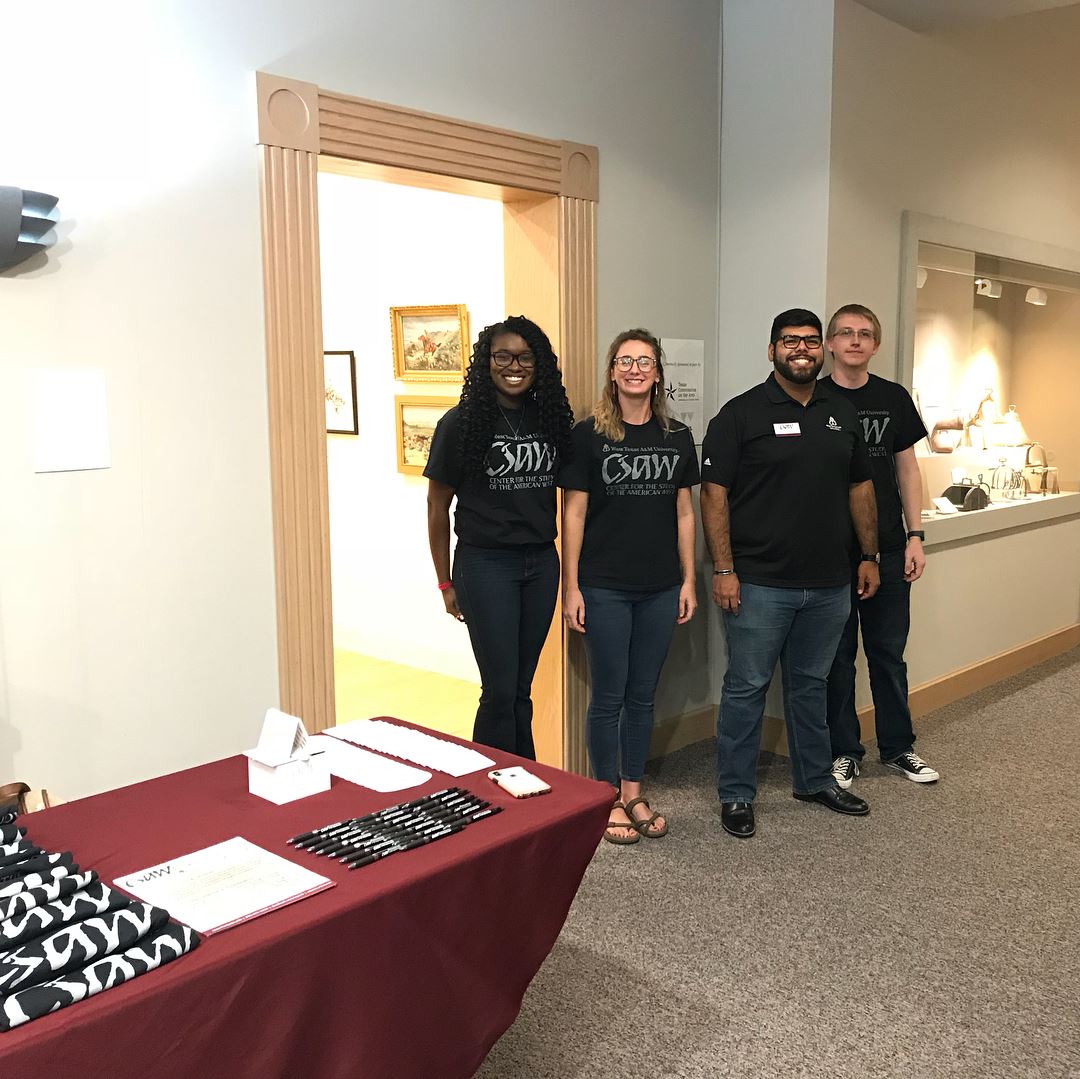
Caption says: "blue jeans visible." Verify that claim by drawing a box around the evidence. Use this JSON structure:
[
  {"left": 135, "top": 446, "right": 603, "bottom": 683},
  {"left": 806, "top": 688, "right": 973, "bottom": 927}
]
[
  {"left": 826, "top": 549, "right": 916, "bottom": 763},
  {"left": 717, "top": 582, "right": 850, "bottom": 802},
  {"left": 453, "top": 542, "right": 559, "bottom": 759},
  {"left": 581, "top": 585, "right": 680, "bottom": 785}
]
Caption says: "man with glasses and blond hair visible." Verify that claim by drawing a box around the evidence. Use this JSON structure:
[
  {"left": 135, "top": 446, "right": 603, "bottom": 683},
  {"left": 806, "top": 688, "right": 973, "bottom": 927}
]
[
  {"left": 701, "top": 309, "right": 879, "bottom": 838},
  {"left": 821, "top": 304, "right": 940, "bottom": 788}
]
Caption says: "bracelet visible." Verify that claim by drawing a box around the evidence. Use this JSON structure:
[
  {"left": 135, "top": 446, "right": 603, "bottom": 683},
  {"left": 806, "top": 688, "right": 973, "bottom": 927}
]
[
  {"left": 906, "top": 530, "right": 926, "bottom": 541},
  {"left": 713, "top": 569, "right": 735, "bottom": 576},
  {"left": 437, "top": 581, "right": 453, "bottom": 592}
]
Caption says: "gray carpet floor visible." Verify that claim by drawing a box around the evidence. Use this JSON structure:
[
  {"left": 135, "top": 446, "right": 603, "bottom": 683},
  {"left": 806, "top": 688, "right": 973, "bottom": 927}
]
[{"left": 477, "top": 647, "right": 1080, "bottom": 1079}]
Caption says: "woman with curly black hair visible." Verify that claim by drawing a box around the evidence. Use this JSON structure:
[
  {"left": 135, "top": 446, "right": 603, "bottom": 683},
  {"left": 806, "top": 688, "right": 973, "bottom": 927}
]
[{"left": 425, "top": 315, "right": 574, "bottom": 758}]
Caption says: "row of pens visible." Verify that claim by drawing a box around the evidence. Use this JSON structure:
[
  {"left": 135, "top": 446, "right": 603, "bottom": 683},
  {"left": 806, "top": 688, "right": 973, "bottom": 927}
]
[{"left": 288, "top": 786, "right": 502, "bottom": 869}]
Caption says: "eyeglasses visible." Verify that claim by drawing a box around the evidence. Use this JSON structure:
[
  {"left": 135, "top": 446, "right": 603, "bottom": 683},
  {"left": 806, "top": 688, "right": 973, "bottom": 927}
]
[
  {"left": 777, "top": 334, "right": 822, "bottom": 349},
  {"left": 613, "top": 355, "right": 656, "bottom": 370},
  {"left": 491, "top": 350, "right": 535, "bottom": 369},
  {"left": 832, "top": 328, "right": 875, "bottom": 342}
]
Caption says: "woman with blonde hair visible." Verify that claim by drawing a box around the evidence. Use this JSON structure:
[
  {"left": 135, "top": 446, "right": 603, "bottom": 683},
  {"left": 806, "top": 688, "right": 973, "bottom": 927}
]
[{"left": 559, "top": 329, "right": 699, "bottom": 843}]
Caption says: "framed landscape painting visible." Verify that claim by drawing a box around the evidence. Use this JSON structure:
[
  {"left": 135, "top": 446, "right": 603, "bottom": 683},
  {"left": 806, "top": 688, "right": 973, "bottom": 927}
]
[
  {"left": 324, "top": 350, "right": 358, "bottom": 435},
  {"left": 390, "top": 304, "right": 470, "bottom": 382},
  {"left": 394, "top": 395, "right": 457, "bottom": 475}
]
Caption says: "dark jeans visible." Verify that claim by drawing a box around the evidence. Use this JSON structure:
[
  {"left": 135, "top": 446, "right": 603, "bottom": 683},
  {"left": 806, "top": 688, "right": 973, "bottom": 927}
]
[
  {"left": 581, "top": 585, "right": 680, "bottom": 785},
  {"left": 716, "top": 583, "right": 850, "bottom": 802},
  {"left": 826, "top": 548, "right": 916, "bottom": 763},
  {"left": 452, "top": 542, "right": 559, "bottom": 759}
]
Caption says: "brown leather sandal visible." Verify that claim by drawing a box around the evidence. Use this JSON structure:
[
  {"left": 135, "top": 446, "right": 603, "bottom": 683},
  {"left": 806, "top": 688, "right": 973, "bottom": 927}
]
[
  {"left": 623, "top": 795, "right": 668, "bottom": 838},
  {"left": 603, "top": 801, "right": 641, "bottom": 845}
]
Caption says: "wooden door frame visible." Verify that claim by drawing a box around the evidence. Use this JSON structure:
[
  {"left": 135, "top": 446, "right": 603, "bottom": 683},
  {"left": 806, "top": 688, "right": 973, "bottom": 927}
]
[{"left": 255, "top": 72, "right": 597, "bottom": 772}]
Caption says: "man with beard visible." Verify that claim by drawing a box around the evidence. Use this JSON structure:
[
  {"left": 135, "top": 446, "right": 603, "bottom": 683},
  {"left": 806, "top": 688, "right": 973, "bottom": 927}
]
[{"left": 700, "top": 309, "right": 879, "bottom": 838}]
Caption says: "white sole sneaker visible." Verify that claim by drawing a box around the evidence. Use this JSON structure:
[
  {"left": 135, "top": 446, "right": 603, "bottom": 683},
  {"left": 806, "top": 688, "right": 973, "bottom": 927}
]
[
  {"left": 884, "top": 760, "right": 939, "bottom": 783},
  {"left": 831, "top": 758, "right": 860, "bottom": 790}
]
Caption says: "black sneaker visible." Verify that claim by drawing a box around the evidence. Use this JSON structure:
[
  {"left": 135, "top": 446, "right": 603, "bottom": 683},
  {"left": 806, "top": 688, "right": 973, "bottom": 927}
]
[
  {"left": 831, "top": 756, "right": 860, "bottom": 790},
  {"left": 884, "top": 751, "right": 939, "bottom": 783}
]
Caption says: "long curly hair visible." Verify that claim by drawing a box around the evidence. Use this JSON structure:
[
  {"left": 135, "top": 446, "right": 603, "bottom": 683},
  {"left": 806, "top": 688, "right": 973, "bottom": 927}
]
[
  {"left": 457, "top": 315, "right": 575, "bottom": 475},
  {"left": 592, "top": 328, "right": 678, "bottom": 442}
]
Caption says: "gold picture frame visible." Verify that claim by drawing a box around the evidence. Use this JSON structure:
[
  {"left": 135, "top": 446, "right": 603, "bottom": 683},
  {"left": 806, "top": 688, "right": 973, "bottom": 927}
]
[
  {"left": 394, "top": 395, "right": 458, "bottom": 476},
  {"left": 390, "top": 304, "right": 470, "bottom": 382}
]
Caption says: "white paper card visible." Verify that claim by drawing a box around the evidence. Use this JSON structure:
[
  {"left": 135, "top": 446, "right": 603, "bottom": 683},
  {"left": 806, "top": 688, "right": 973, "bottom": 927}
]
[
  {"left": 246, "top": 707, "right": 310, "bottom": 767},
  {"left": 115, "top": 837, "right": 333, "bottom": 935},
  {"left": 932, "top": 496, "right": 959, "bottom": 514},
  {"left": 32, "top": 368, "right": 111, "bottom": 473},
  {"left": 774, "top": 422, "right": 801, "bottom": 436},
  {"left": 327, "top": 719, "right": 495, "bottom": 777},
  {"left": 308, "top": 734, "right": 431, "bottom": 792},
  {"left": 659, "top": 338, "right": 705, "bottom": 439}
]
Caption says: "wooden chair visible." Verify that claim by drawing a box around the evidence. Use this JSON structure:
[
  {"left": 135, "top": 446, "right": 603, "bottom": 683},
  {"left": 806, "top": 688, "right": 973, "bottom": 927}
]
[{"left": 0, "top": 782, "right": 51, "bottom": 815}]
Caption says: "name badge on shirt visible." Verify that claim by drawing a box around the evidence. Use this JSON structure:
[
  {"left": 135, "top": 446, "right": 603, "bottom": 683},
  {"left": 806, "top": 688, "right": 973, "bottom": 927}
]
[{"left": 773, "top": 422, "right": 801, "bottom": 436}]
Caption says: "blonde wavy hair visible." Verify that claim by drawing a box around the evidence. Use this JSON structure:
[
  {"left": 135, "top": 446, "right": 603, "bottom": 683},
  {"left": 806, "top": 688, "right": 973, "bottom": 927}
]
[{"left": 591, "top": 329, "right": 677, "bottom": 442}]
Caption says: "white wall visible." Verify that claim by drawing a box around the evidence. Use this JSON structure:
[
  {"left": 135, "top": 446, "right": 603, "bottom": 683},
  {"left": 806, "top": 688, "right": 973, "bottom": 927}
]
[
  {"left": 826, "top": 0, "right": 1080, "bottom": 709},
  {"left": 0, "top": 0, "right": 720, "bottom": 797},
  {"left": 319, "top": 174, "right": 503, "bottom": 682}
]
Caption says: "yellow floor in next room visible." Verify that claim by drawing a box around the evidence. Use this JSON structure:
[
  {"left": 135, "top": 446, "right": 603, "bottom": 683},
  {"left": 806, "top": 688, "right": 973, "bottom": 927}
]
[{"left": 333, "top": 649, "right": 477, "bottom": 740}]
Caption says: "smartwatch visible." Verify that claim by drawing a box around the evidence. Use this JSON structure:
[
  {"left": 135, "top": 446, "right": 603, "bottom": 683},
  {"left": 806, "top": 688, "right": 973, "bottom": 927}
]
[
  {"left": 859, "top": 553, "right": 879, "bottom": 563},
  {"left": 906, "top": 530, "right": 926, "bottom": 541}
]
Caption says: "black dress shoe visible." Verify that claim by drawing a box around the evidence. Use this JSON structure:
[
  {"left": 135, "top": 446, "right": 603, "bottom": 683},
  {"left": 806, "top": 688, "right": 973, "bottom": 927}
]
[
  {"left": 793, "top": 785, "right": 869, "bottom": 816},
  {"left": 721, "top": 801, "right": 755, "bottom": 837}
]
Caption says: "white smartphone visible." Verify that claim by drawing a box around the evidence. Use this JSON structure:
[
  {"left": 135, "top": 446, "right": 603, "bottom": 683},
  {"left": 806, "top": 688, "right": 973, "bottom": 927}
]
[{"left": 487, "top": 766, "right": 552, "bottom": 799}]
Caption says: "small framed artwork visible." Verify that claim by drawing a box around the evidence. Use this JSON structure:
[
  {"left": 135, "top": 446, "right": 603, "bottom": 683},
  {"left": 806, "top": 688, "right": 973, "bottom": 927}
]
[
  {"left": 324, "top": 350, "right": 359, "bottom": 435},
  {"left": 395, "top": 395, "right": 457, "bottom": 475},
  {"left": 390, "top": 304, "right": 470, "bottom": 382}
]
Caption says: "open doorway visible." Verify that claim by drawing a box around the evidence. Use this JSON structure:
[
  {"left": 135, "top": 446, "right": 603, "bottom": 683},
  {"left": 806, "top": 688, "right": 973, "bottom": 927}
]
[
  {"left": 318, "top": 164, "right": 507, "bottom": 738},
  {"left": 256, "top": 74, "right": 598, "bottom": 770}
]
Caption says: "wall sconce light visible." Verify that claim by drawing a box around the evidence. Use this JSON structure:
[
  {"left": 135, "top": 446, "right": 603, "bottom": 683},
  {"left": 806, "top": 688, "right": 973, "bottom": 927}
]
[
  {"left": 0, "top": 186, "right": 60, "bottom": 270},
  {"left": 1025, "top": 287, "right": 1048, "bottom": 306},
  {"left": 916, "top": 267, "right": 928, "bottom": 289},
  {"left": 975, "top": 277, "right": 1002, "bottom": 298}
]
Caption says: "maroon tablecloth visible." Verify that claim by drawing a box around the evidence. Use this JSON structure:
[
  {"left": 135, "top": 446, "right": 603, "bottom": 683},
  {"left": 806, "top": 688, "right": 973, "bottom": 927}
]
[{"left": 0, "top": 724, "right": 610, "bottom": 1078}]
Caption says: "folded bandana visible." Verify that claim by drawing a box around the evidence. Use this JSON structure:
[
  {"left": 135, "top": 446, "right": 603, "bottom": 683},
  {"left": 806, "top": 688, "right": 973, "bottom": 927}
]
[
  {"left": 0, "top": 883, "right": 130, "bottom": 952},
  {"left": 0, "top": 920, "right": 200, "bottom": 1031},
  {"left": 0, "top": 872, "right": 97, "bottom": 924},
  {"left": 0, "top": 902, "right": 169, "bottom": 995}
]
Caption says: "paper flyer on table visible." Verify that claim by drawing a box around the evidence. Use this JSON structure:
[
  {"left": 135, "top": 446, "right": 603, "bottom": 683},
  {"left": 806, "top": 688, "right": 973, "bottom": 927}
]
[{"left": 114, "top": 837, "right": 334, "bottom": 935}]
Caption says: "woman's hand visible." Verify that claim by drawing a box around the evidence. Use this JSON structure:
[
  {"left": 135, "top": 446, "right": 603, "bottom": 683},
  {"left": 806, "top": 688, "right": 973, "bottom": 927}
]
[
  {"left": 563, "top": 588, "right": 586, "bottom": 633},
  {"left": 442, "top": 586, "right": 465, "bottom": 622},
  {"left": 677, "top": 580, "right": 697, "bottom": 624}
]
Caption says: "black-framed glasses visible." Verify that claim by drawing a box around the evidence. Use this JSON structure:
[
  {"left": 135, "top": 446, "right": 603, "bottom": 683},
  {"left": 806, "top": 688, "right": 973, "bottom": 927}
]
[
  {"left": 491, "top": 350, "right": 536, "bottom": 369},
  {"left": 778, "top": 334, "right": 822, "bottom": 349},
  {"left": 832, "top": 328, "right": 875, "bottom": 342},
  {"left": 613, "top": 355, "right": 656, "bottom": 370}
]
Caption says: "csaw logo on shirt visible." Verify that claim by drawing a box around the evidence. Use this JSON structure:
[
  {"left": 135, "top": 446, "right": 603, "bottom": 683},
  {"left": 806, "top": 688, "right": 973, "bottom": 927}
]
[
  {"left": 600, "top": 444, "right": 681, "bottom": 495},
  {"left": 826, "top": 416, "right": 842, "bottom": 431},
  {"left": 485, "top": 438, "right": 555, "bottom": 491}
]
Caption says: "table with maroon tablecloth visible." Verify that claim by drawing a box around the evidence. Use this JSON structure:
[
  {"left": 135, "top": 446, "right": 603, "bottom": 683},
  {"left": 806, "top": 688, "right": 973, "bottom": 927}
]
[{"left": 0, "top": 724, "right": 610, "bottom": 1079}]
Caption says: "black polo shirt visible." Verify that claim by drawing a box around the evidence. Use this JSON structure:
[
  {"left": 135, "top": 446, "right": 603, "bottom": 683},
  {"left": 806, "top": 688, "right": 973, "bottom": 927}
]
[{"left": 701, "top": 373, "right": 871, "bottom": 588}]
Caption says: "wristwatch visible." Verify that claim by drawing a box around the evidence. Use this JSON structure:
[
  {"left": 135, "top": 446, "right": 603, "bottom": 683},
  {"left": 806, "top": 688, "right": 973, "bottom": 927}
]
[
  {"left": 906, "top": 530, "right": 926, "bottom": 541},
  {"left": 859, "top": 553, "right": 879, "bottom": 563}
]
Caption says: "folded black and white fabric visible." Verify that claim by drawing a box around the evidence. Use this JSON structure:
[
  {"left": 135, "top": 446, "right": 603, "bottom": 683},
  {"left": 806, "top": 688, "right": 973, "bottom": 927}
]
[
  {"left": 0, "top": 872, "right": 97, "bottom": 923},
  {"left": 0, "top": 810, "right": 18, "bottom": 828},
  {"left": 0, "top": 883, "right": 130, "bottom": 952},
  {"left": 0, "top": 825, "right": 24, "bottom": 847},
  {"left": 0, "top": 920, "right": 200, "bottom": 1031},
  {"left": 0, "top": 852, "right": 78, "bottom": 887},
  {"left": 0, "top": 864, "right": 77, "bottom": 899},
  {"left": 0, "top": 839, "right": 34, "bottom": 859},
  {"left": 0, "top": 902, "right": 169, "bottom": 995},
  {"left": 0, "top": 846, "right": 43, "bottom": 871}
]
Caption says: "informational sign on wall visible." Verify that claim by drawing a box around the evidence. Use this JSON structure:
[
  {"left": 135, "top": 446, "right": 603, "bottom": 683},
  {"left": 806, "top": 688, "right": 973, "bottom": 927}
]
[{"left": 659, "top": 338, "right": 705, "bottom": 441}]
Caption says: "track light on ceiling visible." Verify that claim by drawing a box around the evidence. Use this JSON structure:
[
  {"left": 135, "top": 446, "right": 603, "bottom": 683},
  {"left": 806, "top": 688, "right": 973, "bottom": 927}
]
[
  {"left": 0, "top": 186, "right": 60, "bottom": 270},
  {"left": 916, "top": 267, "right": 928, "bottom": 289},
  {"left": 1025, "top": 287, "right": 1047, "bottom": 306},
  {"left": 975, "top": 277, "right": 1002, "bottom": 299}
]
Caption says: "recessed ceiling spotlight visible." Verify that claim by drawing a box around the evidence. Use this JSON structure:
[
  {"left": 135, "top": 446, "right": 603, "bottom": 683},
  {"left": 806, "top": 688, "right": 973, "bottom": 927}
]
[
  {"left": 975, "top": 278, "right": 1002, "bottom": 299},
  {"left": 1025, "top": 287, "right": 1047, "bottom": 306}
]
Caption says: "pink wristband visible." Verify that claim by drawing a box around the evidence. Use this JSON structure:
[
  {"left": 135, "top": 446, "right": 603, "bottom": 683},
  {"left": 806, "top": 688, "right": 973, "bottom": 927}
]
[{"left": 438, "top": 581, "right": 453, "bottom": 592}]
